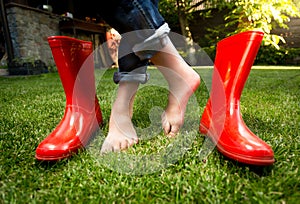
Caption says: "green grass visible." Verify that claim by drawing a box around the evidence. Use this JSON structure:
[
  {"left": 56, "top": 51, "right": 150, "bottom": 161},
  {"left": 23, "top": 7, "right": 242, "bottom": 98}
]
[{"left": 0, "top": 67, "right": 299, "bottom": 203}]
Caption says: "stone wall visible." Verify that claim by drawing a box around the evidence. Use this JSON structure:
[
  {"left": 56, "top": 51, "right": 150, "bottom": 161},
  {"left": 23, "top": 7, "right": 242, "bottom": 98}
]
[
  {"left": 5, "top": 3, "right": 108, "bottom": 68},
  {"left": 7, "top": 4, "right": 298, "bottom": 68},
  {"left": 6, "top": 4, "right": 61, "bottom": 66}
]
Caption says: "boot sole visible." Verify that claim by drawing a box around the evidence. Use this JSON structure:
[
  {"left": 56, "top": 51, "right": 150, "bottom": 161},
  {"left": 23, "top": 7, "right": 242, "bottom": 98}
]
[{"left": 35, "top": 153, "right": 74, "bottom": 161}]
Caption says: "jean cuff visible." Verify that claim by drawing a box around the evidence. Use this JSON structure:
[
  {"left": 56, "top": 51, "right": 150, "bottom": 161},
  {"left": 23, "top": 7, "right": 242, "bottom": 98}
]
[
  {"left": 113, "top": 66, "right": 150, "bottom": 84},
  {"left": 132, "top": 23, "right": 170, "bottom": 60}
]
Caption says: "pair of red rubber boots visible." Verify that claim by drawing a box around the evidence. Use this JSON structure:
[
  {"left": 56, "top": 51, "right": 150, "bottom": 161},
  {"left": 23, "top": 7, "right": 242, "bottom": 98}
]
[{"left": 35, "top": 31, "right": 274, "bottom": 165}]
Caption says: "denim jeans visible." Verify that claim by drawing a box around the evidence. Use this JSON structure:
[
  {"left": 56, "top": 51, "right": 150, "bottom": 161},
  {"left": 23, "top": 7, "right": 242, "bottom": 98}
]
[{"left": 99, "top": 0, "right": 169, "bottom": 83}]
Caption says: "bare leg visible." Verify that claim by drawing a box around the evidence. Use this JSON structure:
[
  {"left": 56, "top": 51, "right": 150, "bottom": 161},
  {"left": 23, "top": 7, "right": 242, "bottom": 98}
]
[
  {"left": 101, "top": 40, "right": 200, "bottom": 152},
  {"left": 101, "top": 82, "right": 139, "bottom": 153},
  {"left": 151, "top": 41, "right": 200, "bottom": 137}
]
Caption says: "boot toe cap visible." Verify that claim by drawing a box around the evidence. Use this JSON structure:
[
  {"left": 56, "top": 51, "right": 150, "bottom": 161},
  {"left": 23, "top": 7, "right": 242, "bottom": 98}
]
[
  {"left": 218, "top": 142, "right": 275, "bottom": 165},
  {"left": 35, "top": 142, "right": 82, "bottom": 161}
]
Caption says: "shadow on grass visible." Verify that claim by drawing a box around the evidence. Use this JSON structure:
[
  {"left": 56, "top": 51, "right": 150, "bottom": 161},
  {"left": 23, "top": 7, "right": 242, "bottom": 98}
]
[
  {"left": 200, "top": 134, "right": 275, "bottom": 177},
  {"left": 35, "top": 153, "right": 79, "bottom": 170}
]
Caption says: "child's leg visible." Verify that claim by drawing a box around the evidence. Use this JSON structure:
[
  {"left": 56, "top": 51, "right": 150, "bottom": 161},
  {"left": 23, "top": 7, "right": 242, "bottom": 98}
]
[
  {"left": 101, "top": 43, "right": 200, "bottom": 152},
  {"left": 151, "top": 39, "right": 200, "bottom": 137},
  {"left": 101, "top": 82, "right": 139, "bottom": 153},
  {"left": 100, "top": 0, "right": 199, "bottom": 152}
]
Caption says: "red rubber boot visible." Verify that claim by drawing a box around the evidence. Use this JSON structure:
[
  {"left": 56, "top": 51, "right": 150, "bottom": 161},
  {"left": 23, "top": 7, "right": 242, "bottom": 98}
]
[
  {"left": 35, "top": 36, "right": 103, "bottom": 161},
  {"left": 200, "top": 31, "right": 274, "bottom": 165}
]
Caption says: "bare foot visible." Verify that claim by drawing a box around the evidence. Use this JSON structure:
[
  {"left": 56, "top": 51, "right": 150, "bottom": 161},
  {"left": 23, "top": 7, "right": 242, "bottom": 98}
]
[
  {"left": 101, "top": 82, "right": 139, "bottom": 153},
  {"left": 100, "top": 110, "right": 138, "bottom": 153},
  {"left": 151, "top": 40, "right": 201, "bottom": 137},
  {"left": 161, "top": 67, "right": 200, "bottom": 137}
]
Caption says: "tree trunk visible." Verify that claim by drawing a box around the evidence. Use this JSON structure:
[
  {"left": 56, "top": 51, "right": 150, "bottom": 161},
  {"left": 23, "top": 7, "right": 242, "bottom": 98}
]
[{"left": 176, "top": 0, "right": 196, "bottom": 65}]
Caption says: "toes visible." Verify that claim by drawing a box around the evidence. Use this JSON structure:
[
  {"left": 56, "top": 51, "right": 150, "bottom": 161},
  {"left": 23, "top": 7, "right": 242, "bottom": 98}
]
[
  {"left": 100, "top": 140, "right": 113, "bottom": 154},
  {"left": 100, "top": 137, "right": 119, "bottom": 154},
  {"left": 100, "top": 136, "right": 138, "bottom": 154},
  {"left": 120, "top": 137, "right": 139, "bottom": 150},
  {"left": 168, "top": 125, "right": 180, "bottom": 137},
  {"left": 126, "top": 137, "right": 138, "bottom": 147},
  {"left": 161, "top": 112, "right": 171, "bottom": 135},
  {"left": 120, "top": 138, "right": 134, "bottom": 150},
  {"left": 119, "top": 140, "right": 128, "bottom": 150},
  {"left": 161, "top": 112, "right": 181, "bottom": 137}
]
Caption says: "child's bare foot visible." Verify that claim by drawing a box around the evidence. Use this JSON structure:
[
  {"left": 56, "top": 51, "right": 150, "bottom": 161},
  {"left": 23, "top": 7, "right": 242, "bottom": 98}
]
[
  {"left": 100, "top": 110, "right": 138, "bottom": 153},
  {"left": 160, "top": 67, "right": 200, "bottom": 137},
  {"left": 101, "top": 82, "right": 139, "bottom": 153},
  {"left": 151, "top": 41, "right": 200, "bottom": 137}
]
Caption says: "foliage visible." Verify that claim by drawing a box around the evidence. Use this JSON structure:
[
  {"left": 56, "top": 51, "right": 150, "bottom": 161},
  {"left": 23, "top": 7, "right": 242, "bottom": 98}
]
[
  {"left": 293, "top": 0, "right": 300, "bottom": 8},
  {"left": 255, "top": 46, "right": 300, "bottom": 65},
  {"left": 159, "top": 0, "right": 300, "bottom": 50},
  {"left": 8, "top": 58, "right": 49, "bottom": 75},
  {"left": 158, "top": 0, "right": 181, "bottom": 33},
  {"left": 0, "top": 65, "right": 8, "bottom": 69},
  {"left": 224, "top": 0, "right": 300, "bottom": 49},
  {"left": 200, "top": 45, "right": 300, "bottom": 66}
]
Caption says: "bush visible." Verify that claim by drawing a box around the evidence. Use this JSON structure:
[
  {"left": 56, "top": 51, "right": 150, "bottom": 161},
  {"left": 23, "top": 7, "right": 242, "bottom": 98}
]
[
  {"left": 8, "top": 59, "right": 49, "bottom": 75},
  {"left": 198, "top": 45, "right": 300, "bottom": 66},
  {"left": 255, "top": 46, "right": 300, "bottom": 65}
]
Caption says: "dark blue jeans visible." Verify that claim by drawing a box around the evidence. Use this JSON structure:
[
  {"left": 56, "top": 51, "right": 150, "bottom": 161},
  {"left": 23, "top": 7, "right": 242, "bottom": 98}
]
[{"left": 99, "top": 0, "right": 168, "bottom": 83}]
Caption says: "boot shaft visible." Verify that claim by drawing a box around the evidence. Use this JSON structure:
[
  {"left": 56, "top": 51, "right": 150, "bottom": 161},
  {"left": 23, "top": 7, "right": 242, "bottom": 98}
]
[
  {"left": 204, "top": 31, "right": 264, "bottom": 134},
  {"left": 212, "top": 31, "right": 264, "bottom": 103},
  {"left": 48, "top": 36, "right": 93, "bottom": 75},
  {"left": 48, "top": 36, "right": 96, "bottom": 107}
]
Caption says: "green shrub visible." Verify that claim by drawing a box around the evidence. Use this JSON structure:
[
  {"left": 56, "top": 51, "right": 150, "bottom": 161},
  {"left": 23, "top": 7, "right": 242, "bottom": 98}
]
[
  {"left": 255, "top": 46, "right": 300, "bottom": 65},
  {"left": 198, "top": 45, "right": 300, "bottom": 66}
]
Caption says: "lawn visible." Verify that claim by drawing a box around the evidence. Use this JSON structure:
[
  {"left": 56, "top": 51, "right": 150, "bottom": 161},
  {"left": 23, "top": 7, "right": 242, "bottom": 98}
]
[{"left": 0, "top": 67, "right": 299, "bottom": 203}]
